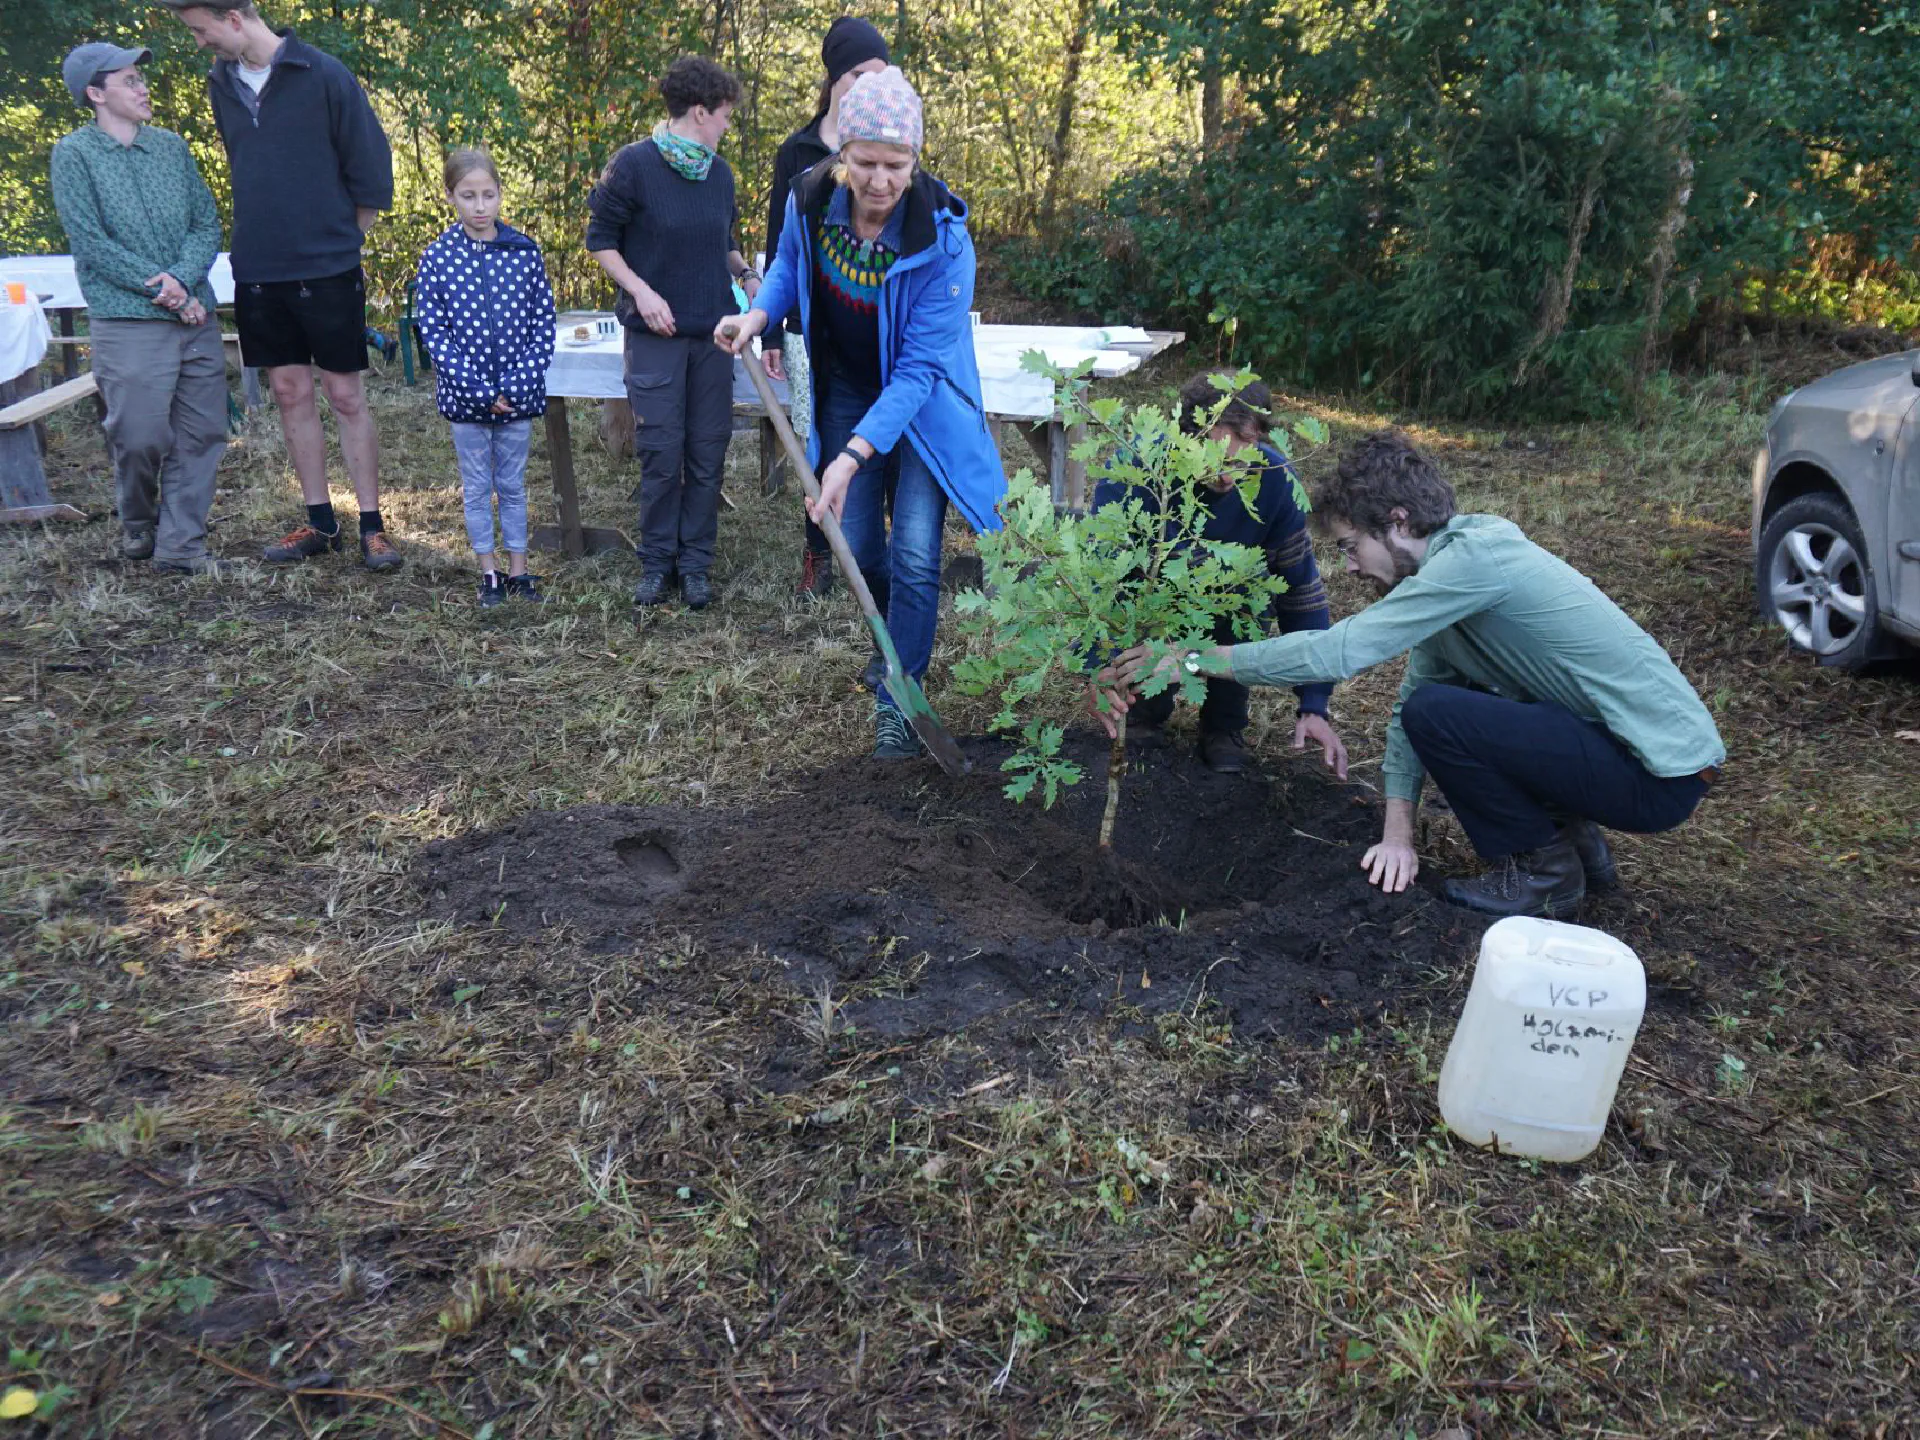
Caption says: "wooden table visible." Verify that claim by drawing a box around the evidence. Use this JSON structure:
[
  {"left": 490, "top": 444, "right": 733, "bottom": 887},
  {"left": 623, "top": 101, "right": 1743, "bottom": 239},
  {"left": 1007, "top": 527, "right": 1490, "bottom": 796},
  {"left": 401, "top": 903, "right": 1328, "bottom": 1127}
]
[{"left": 534, "top": 319, "right": 1184, "bottom": 557}]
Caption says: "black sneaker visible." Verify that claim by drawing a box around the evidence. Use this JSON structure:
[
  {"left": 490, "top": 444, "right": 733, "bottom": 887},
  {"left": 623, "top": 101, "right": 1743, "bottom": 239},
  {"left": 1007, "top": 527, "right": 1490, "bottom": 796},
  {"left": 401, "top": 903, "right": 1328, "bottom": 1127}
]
[
  {"left": 478, "top": 572, "right": 506, "bottom": 608},
  {"left": 633, "top": 571, "right": 673, "bottom": 607},
  {"left": 874, "top": 704, "right": 921, "bottom": 761},
  {"left": 505, "top": 573, "right": 545, "bottom": 603},
  {"left": 680, "top": 572, "right": 712, "bottom": 610},
  {"left": 263, "top": 524, "right": 342, "bottom": 563}
]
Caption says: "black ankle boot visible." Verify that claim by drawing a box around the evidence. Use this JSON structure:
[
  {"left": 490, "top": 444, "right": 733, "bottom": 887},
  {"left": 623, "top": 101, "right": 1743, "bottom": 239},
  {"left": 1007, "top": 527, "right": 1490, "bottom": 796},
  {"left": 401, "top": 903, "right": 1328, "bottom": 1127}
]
[
  {"left": 1559, "top": 820, "right": 1618, "bottom": 891},
  {"left": 1442, "top": 836, "right": 1586, "bottom": 919}
]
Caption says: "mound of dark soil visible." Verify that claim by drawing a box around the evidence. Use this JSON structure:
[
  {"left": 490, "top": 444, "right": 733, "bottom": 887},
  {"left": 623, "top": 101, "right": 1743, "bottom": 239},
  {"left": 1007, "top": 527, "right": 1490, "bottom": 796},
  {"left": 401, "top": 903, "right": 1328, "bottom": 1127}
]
[{"left": 413, "top": 730, "right": 1486, "bottom": 1046}]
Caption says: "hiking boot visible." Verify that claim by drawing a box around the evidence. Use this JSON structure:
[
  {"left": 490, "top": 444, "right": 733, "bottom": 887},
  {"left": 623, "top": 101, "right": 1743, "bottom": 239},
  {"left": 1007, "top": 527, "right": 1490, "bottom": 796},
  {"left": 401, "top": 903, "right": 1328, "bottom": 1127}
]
[
  {"left": 1442, "top": 836, "right": 1586, "bottom": 920},
  {"left": 478, "top": 572, "right": 507, "bottom": 608},
  {"left": 122, "top": 530, "right": 154, "bottom": 561},
  {"left": 153, "top": 555, "right": 231, "bottom": 577},
  {"left": 1560, "top": 819, "right": 1619, "bottom": 892},
  {"left": 1199, "top": 730, "right": 1249, "bottom": 774},
  {"left": 633, "top": 571, "right": 673, "bottom": 607},
  {"left": 263, "top": 524, "right": 341, "bottom": 563},
  {"left": 505, "top": 573, "right": 545, "bottom": 604},
  {"left": 796, "top": 548, "right": 834, "bottom": 599},
  {"left": 360, "top": 530, "right": 404, "bottom": 572},
  {"left": 874, "top": 704, "right": 921, "bottom": 761},
  {"left": 680, "top": 571, "right": 712, "bottom": 611},
  {"left": 859, "top": 646, "right": 885, "bottom": 694}
]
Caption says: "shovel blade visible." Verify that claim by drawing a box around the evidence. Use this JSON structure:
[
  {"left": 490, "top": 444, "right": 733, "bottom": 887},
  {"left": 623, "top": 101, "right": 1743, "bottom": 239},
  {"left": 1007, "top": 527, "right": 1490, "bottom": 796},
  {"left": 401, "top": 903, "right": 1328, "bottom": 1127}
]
[{"left": 878, "top": 667, "right": 970, "bottom": 777}]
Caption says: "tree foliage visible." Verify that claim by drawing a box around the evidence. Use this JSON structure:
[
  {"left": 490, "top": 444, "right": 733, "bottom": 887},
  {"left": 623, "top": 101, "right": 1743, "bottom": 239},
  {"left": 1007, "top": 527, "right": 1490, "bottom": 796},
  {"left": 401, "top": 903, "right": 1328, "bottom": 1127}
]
[
  {"left": 1011, "top": 0, "right": 1920, "bottom": 415},
  {"left": 0, "top": 0, "right": 1186, "bottom": 312},
  {"left": 953, "top": 362, "right": 1325, "bottom": 847}
]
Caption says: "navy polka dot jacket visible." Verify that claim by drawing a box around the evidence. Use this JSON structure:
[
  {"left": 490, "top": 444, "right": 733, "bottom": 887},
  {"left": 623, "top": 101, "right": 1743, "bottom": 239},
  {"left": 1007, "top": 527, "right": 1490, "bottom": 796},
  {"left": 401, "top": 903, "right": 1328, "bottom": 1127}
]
[{"left": 413, "top": 222, "right": 556, "bottom": 424}]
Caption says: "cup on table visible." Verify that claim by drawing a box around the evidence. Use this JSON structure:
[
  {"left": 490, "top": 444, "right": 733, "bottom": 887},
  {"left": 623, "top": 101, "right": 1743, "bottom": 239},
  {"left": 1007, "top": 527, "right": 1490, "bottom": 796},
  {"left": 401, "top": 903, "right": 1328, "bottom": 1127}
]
[
  {"left": 970, "top": 310, "right": 981, "bottom": 332},
  {"left": 2, "top": 281, "right": 26, "bottom": 306},
  {"left": 597, "top": 317, "right": 616, "bottom": 338}
]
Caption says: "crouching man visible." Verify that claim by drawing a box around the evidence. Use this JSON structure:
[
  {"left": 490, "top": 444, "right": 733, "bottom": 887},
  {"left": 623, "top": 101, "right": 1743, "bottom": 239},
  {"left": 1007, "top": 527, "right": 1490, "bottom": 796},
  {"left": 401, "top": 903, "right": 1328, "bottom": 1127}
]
[{"left": 1105, "top": 429, "right": 1726, "bottom": 919}]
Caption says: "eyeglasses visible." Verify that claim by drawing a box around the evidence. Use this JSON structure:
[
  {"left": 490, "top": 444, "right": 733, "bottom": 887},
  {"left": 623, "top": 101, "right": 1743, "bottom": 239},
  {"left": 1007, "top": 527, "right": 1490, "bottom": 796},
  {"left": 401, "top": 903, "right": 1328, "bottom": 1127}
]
[{"left": 96, "top": 71, "right": 149, "bottom": 93}]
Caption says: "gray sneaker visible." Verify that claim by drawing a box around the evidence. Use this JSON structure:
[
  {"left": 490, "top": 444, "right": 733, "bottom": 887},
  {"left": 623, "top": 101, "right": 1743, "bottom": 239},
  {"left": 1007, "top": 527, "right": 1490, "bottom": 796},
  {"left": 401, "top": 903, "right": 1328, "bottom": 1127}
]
[{"left": 122, "top": 530, "right": 155, "bottom": 561}]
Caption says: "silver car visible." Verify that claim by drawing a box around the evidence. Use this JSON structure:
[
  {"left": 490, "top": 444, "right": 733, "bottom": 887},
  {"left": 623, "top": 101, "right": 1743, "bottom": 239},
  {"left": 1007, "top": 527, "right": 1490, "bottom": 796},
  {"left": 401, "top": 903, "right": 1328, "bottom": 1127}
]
[{"left": 1754, "top": 352, "right": 1920, "bottom": 667}]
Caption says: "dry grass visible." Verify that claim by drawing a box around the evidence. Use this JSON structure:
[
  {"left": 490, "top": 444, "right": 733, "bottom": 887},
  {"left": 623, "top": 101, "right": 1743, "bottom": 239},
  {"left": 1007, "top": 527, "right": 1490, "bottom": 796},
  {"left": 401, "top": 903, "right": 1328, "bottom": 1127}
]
[{"left": 1, "top": 350, "right": 1916, "bottom": 1439}]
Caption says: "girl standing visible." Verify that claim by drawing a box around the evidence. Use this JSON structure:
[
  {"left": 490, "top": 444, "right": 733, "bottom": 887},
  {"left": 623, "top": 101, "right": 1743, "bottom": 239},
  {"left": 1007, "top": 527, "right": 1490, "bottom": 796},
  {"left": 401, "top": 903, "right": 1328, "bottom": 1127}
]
[
  {"left": 763, "top": 16, "right": 892, "bottom": 598},
  {"left": 415, "top": 147, "right": 556, "bottom": 606}
]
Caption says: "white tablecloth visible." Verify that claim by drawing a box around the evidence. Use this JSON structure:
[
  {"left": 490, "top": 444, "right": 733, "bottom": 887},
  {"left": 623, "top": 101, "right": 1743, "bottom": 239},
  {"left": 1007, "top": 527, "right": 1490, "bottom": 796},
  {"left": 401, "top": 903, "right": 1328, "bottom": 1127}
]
[
  {"left": 0, "top": 253, "right": 237, "bottom": 310},
  {"left": 0, "top": 301, "right": 52, "bottom": 387},
  {"left": 544, "top": 317, "right": 1143, "bottom": 422}
]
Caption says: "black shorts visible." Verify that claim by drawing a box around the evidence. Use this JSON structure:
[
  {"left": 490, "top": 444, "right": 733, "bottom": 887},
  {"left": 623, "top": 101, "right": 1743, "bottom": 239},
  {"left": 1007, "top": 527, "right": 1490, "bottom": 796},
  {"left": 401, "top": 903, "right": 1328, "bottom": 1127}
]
[{"left": 234, "top": 267, "right": 368, "bottom": 372}]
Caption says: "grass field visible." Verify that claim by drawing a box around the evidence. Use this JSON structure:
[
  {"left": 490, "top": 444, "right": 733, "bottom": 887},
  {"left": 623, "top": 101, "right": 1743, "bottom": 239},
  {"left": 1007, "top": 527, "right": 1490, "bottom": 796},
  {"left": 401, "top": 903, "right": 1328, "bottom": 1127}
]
[{"left": 2, "top": 352, "right": 1917, "bottom": 1438}]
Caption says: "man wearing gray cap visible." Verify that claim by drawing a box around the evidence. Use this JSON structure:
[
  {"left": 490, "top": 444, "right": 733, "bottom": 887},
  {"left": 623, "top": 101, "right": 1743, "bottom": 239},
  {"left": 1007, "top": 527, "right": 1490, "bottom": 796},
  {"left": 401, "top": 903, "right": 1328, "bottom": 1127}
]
[{"left": 49, "top": 42, "right": 228, "bottom": 574}]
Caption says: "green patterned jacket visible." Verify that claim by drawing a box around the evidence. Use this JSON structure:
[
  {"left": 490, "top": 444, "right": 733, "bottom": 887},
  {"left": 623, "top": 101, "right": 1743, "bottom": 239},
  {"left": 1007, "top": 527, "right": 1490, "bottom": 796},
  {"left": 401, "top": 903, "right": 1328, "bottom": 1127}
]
[{"left": 49, "top": 123, "right": 221, "bottom": 321}]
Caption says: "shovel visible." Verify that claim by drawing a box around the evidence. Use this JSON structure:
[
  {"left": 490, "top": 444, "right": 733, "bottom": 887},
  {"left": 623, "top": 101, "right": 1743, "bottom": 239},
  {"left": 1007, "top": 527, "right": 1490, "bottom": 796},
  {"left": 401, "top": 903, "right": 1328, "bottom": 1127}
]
[{"left": 724, "top": 326, "right": 970, "bottom": 777}]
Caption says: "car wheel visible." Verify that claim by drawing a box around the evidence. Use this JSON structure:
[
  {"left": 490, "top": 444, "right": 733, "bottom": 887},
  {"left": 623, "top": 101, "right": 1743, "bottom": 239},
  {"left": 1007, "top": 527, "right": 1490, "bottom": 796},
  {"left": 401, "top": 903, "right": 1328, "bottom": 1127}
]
[{"left": 1755, "top": 491, "right": 1881, "bottom": 667}]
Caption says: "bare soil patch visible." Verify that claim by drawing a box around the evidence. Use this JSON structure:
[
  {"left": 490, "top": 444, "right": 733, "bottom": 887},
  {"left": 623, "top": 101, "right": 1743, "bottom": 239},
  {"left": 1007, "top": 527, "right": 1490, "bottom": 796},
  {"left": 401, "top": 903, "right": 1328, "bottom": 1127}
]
[{"left": 416, "top": 731, "right": 1486, "bottom": 1050}]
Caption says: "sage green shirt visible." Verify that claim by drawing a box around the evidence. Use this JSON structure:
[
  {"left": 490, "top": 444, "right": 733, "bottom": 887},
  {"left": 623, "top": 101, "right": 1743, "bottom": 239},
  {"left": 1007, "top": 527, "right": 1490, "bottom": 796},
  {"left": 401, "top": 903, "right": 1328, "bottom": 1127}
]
[
  {"left": 49, "top": 123, "right": 221, "bottom": 321},
  {"left": 1228, "top": 514, "right": 1727, "bottom": 803}
]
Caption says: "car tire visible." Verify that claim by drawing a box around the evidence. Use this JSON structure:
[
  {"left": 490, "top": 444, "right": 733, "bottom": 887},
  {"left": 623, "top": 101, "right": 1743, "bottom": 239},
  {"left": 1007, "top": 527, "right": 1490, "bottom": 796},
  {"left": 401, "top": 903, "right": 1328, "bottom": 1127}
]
[{"left": 1755, "top": 491, "right": 1882, "bottom": 668}]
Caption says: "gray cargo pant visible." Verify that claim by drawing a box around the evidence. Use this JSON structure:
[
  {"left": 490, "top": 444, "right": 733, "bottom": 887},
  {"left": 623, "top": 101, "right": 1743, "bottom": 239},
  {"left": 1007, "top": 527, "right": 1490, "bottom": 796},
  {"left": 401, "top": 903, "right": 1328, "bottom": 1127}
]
[
  {"left": 90, "top": 317, "right": 227, "bottom": 564},
  {"left": 623, "top": 329, "right": 733, "bottom": 578}
]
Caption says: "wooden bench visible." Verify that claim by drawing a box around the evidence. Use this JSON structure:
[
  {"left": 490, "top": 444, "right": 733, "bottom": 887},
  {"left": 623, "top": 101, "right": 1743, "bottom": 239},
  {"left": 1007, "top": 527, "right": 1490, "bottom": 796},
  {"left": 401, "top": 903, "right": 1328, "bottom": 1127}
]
[{"left": 0, "top": 372, "right": 99, "bottom": 511}]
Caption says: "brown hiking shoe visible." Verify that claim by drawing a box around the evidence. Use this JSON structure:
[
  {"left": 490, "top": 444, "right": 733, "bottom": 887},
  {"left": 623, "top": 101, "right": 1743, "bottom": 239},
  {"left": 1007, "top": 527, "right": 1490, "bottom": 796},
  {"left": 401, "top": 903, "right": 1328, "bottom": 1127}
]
[
  {"left": 1442, "top": 837, "right": 1586, "bottom": 920},
  {"left": 796, "top": 548, "right": 834, "bottom": 599},
  {"left": 262, "top": 524, "right": 342, "bottom": 563},
  {"left": 360, "top": 531, "right": 405, "bottom": 572}
]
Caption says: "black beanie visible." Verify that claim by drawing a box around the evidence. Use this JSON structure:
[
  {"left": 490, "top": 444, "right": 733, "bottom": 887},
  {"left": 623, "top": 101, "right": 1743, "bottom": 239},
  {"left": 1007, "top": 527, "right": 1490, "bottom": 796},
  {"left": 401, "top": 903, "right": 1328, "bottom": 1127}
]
[{"left": 821, "top": 16, "right": 889, "bottom": 83}]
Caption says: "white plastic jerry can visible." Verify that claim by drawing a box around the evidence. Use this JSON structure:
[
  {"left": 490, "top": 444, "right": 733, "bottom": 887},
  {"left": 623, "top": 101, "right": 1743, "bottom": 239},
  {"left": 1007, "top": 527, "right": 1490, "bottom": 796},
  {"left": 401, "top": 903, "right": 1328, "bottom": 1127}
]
[{"left": 1438, "top": 916, "right": 1647, "bottom": 1163}]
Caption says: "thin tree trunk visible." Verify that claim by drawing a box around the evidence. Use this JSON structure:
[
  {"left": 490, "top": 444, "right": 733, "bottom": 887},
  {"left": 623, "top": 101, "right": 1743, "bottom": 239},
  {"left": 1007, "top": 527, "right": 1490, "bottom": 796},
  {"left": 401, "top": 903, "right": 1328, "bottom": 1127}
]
[
  {"left": 1039, "top": 0, "right": 1097, "bottom": 233},
  {"left": 1637, "top": 92, "right": 1694, "bottom": 391},
  {"left": 1100, "top": 713, "right": 1127, "bottom": 851},
  {"left": 1200, "top": 47, "right": 1223, "bottom": 149}
]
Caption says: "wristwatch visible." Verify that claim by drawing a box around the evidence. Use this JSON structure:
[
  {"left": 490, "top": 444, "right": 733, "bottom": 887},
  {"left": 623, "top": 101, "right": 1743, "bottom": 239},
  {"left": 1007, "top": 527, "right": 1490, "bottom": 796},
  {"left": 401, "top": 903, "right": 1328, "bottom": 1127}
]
[{"left": 1182, "top": 649, "right": 1204, "bottom": 676}]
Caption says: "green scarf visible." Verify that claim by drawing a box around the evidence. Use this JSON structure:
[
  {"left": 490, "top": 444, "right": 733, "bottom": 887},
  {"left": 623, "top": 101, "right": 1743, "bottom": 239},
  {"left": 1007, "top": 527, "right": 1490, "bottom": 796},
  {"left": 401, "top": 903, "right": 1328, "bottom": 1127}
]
[{"left": 651, "top": 120, "right": 716, "bottom": 182}]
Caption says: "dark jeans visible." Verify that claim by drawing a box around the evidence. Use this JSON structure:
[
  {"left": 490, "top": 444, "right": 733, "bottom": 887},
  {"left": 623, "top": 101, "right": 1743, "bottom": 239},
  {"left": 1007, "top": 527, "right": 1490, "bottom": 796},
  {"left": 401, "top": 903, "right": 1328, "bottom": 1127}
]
[
  {"left": 1129, "top": 614, "right": 1250, "bottom": 736},
  {"left": 624, "top": 330, "right": 733, "bottom": 576},
  {"left": 1400, "top": 683, "right": 1710, "bottom": 859},
  {"left": 815, "top": 377, "right": 944, "bottom": 708}
]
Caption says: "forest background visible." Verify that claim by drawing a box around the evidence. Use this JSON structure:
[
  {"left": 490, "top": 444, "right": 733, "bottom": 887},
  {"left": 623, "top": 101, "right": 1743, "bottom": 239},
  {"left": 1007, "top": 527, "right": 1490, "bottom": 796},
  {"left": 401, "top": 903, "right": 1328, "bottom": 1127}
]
[{"left": 3, "top": 0, "right": 1917, "bottom": 417}]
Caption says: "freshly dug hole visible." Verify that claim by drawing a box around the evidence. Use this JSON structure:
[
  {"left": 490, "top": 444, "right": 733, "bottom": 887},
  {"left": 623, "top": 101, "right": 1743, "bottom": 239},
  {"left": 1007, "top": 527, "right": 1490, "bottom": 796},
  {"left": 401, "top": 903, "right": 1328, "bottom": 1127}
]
[{"left": 414, "top": 730, "right": 1484, "bottom": 1041}]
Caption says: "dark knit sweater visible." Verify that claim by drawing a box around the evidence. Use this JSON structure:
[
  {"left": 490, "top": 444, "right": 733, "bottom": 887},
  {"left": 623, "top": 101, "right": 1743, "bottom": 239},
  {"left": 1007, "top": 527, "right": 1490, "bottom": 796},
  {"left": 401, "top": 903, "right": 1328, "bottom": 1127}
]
[
  {"left": 586, "top": 139, "right": 740, "bottom": 337},
  {"left": 206, "top": 33, "right": 392, "bottom": 283},
  {"left": 762, "top": 119, "right": 833, "bottom": 349}
]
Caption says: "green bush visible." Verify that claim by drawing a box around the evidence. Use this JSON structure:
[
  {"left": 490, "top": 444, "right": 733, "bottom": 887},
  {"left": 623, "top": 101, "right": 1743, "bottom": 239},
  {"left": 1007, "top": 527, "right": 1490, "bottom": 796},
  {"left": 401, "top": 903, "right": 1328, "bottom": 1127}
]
[{"left": 1013, "top": 0, "right": 1920, "bottom": 416}]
